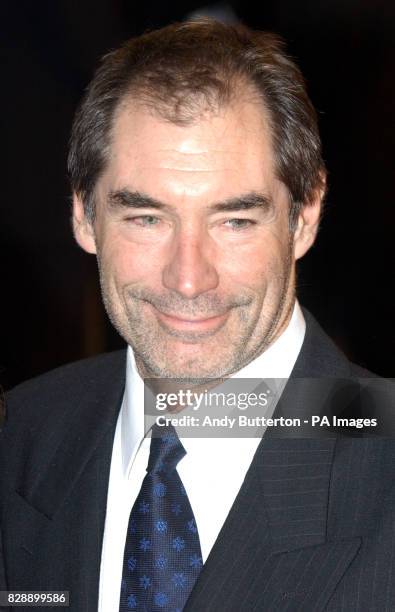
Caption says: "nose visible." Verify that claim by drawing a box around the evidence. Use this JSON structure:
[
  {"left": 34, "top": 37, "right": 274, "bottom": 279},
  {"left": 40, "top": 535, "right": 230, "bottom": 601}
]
[{"left": 162, "top": 227, "right": 219, "bottom": 299}]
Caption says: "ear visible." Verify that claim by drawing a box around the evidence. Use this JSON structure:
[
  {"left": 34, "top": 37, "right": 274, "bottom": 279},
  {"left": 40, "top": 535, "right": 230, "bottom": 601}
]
[
  {"left": 72, "top": 193, "right": 97, "bottom": 254},
  {"left": 293, "top": 186, "right": 324, "bottom": 261}
]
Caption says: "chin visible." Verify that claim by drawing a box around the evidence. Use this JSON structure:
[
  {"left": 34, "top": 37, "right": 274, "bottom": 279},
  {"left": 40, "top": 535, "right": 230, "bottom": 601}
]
[{"left": 143, "top": 349, "right": 239, "bottom": 380}]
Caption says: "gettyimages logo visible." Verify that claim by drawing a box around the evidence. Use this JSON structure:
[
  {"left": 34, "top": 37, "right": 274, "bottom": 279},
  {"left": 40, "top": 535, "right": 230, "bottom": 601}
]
[
  {"left": 154, "top": 387, "right": 270, "bottom": 411},
  {"left": 144, "top": 377, "right": 284, "bottom": 438}
]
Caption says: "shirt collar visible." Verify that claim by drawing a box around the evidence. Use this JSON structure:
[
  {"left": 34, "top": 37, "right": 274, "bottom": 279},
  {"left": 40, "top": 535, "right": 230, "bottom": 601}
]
[{"left": 121, "top": 300, "right": 306, "bottom": 476}]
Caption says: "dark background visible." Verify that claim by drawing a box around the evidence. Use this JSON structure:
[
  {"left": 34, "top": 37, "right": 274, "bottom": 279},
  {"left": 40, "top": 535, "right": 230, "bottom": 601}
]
[{"left": 1, "top": 0, "right": 394, "bottom": 391}]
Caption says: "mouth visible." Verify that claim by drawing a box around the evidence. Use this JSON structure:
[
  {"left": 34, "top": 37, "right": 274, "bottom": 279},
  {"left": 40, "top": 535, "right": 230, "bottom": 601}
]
[{"left": 151, "top": 305, "right": 230, "bottom": 333}]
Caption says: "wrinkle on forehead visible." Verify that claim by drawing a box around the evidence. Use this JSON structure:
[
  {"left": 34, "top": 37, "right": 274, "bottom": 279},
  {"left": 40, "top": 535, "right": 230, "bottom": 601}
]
[
  {"left": 139, "top": 152, "right": 247, "bottom": 173},
  {"left": 100, "top": 95, "right": 281, "bottom": 206},
  {"left": 113, "top": 117, "right": 271, "bottom": 175}
]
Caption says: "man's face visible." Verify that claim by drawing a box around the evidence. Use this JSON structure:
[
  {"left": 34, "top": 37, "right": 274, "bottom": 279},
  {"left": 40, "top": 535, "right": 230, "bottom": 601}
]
[{"left": 74, "top": 96, "right": 320, "bottom": 378}]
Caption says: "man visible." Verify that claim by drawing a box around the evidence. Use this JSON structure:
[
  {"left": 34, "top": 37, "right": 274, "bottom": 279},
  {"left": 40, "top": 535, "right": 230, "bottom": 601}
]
[{"left": 1, "top": 19, "right": 394, "bottom": 612}]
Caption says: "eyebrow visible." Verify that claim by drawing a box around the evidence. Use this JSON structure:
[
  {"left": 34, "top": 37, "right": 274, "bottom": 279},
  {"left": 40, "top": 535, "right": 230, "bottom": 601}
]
[
  {"left": 108, "top": 190, "right": 167, "bottom": 211},
  {"left": 107, "top": 189, "right": 274, "bottom": 214}
]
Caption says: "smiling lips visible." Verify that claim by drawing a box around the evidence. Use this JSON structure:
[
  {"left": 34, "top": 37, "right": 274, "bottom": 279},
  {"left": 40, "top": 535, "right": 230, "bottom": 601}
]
[{"left": 152, "top": 306, "right": 230, "bottom": 332}]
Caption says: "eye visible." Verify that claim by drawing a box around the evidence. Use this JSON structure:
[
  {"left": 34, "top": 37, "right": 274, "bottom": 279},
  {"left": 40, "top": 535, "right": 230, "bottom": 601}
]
[
  {"left": 224, "top": 218, "right": 256, "bottom": 230},
  {"left": 125, "top": 215, "right": 161, "bottom": 226}
]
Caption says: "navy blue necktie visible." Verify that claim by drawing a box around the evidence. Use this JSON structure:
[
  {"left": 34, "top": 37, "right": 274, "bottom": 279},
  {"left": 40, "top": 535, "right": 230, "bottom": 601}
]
[{"left": 119, "top": 424, "right": 203, "bottom": 611}]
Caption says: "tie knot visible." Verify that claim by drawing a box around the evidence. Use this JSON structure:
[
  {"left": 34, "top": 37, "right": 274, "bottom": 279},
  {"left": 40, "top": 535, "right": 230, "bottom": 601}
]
[{"left": 147, "top": 423, "right": 186, "bottom": 474}]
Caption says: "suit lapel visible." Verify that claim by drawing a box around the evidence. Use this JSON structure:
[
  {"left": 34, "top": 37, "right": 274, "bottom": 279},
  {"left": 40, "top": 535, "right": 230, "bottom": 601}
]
[
  {"left": 23, "top": 393, "right": 121, "bottom": 521},
  {"left": 4, "top": 351, "right": 126, "bottom": 609},
  {"left": 16, "top": 352, "right": 126, "bottom": 519},
  {"left": 185, "top": 436, "right": 361, "bottom": 611},
  {"left": 185, "top": 311, "right": 361, "bottom": 610}
]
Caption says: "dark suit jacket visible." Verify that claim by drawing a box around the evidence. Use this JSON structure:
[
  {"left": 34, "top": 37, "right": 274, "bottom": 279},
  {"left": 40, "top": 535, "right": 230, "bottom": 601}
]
[{"left": 1, "top": 310, "right": 394, "bottom": 611}]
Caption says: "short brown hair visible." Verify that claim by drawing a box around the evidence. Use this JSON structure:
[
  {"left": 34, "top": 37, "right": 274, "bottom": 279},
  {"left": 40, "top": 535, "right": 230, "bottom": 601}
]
[{"left": 68, "top": 19, "right": 326, "bottom": 225}]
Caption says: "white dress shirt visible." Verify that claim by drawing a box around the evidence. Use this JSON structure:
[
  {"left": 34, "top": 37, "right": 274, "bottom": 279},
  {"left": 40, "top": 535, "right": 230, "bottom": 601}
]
[{"left": 98, "top": 301, "right": 306, "bottom": 612}]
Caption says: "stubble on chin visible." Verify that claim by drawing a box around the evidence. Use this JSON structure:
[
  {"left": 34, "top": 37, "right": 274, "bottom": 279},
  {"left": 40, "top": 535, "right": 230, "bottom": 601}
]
[{"left": 125, "top": 302, "right": 251, "bottom": 380}]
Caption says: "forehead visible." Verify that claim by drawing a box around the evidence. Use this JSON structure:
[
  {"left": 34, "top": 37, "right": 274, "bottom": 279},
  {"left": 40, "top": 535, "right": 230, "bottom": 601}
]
[{"left": 98, "top": 95, "right": 280, "bottom": 202}]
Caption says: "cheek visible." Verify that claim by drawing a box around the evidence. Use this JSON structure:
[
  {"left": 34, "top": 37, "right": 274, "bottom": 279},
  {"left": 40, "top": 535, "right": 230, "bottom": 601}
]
[
  {"left": 99, "top": 236, "right": 161, "bottom": 287},
  {"left": 221, "top": 237, "right": 284, "bottom": 287}
]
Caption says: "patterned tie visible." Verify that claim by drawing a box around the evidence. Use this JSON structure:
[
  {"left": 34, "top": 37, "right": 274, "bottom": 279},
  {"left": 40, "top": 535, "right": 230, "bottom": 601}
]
[{"left": 119, "top": 423, "right": 203, "bottom": 611}]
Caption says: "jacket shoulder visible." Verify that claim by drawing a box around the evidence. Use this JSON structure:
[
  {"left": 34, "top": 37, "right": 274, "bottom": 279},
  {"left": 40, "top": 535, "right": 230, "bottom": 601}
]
[
  {"left": 3, "top": 350, "right": 127, "bottom": 429},
  {"left": 299, "top": 308, "right": 380, "bottom": 378}
]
